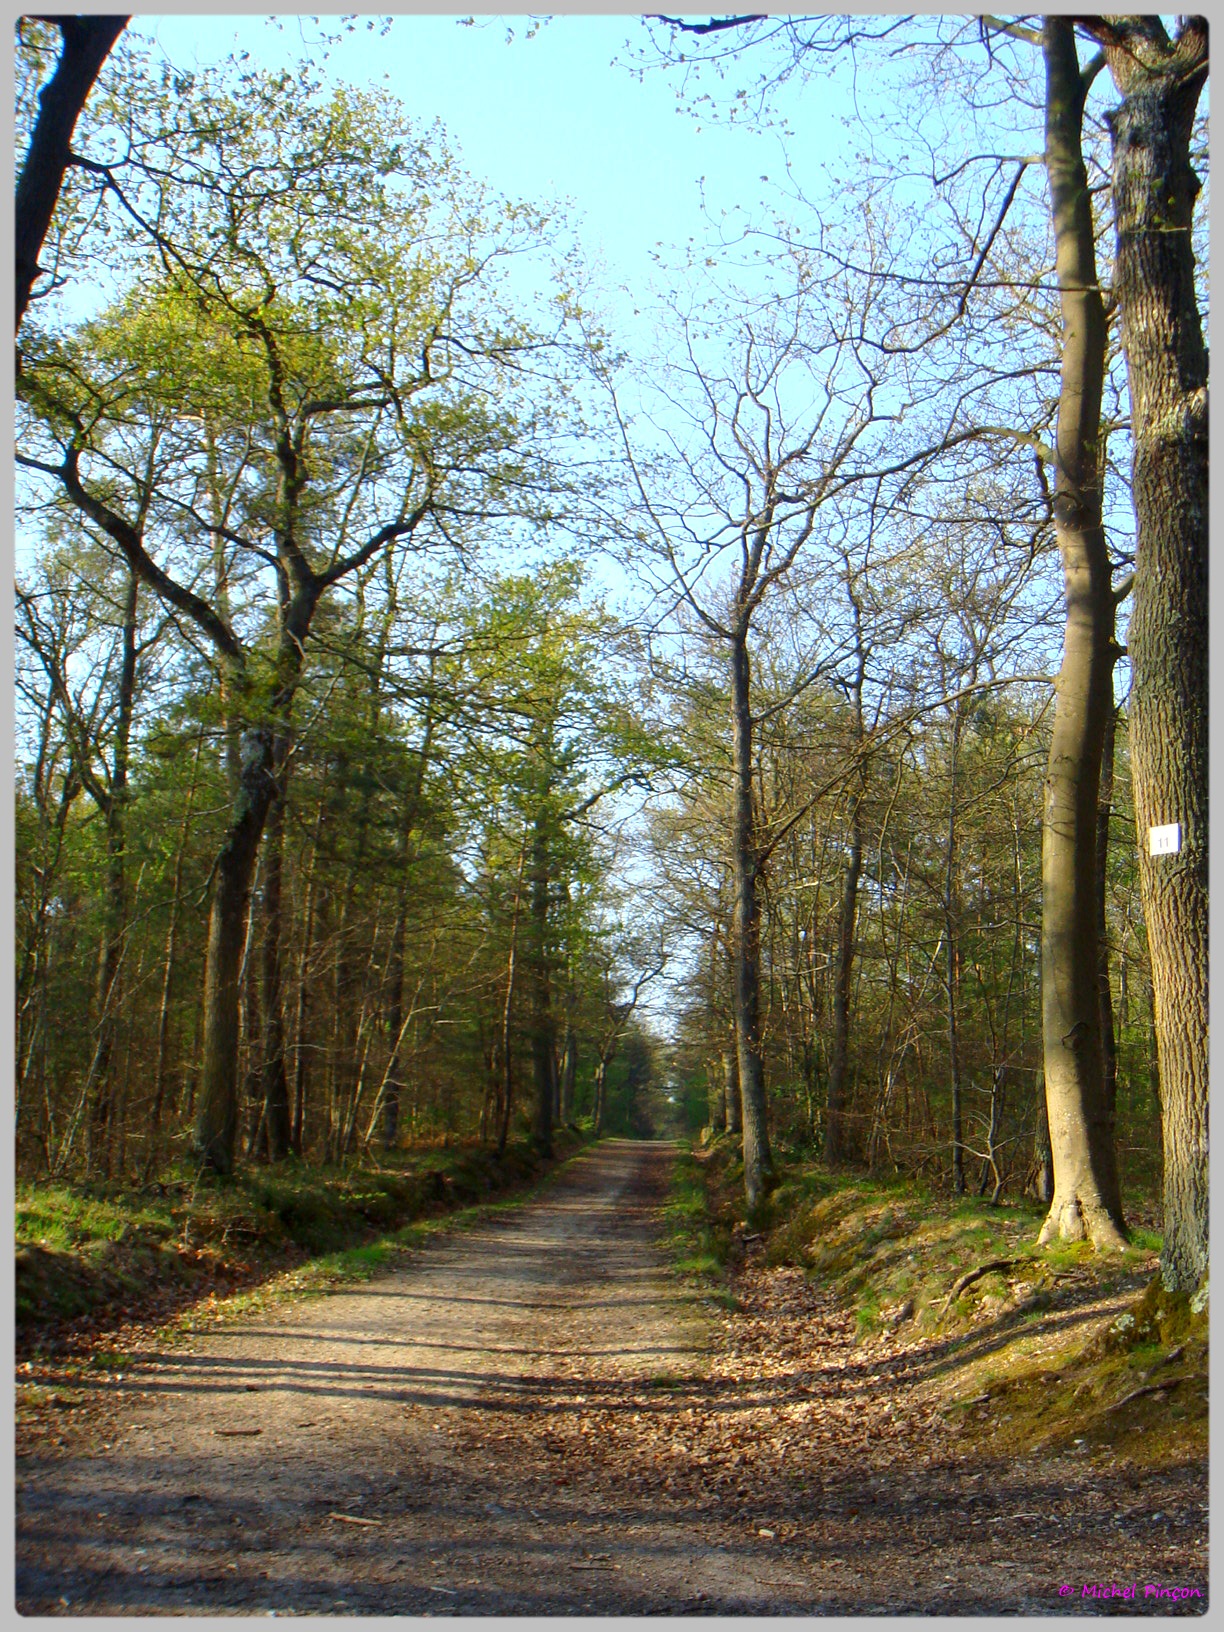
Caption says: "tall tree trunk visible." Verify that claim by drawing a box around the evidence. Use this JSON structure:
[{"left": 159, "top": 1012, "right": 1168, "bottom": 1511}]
[
  {"left": 530, "top": 809, "right": 555, "bottom": 1157},
  {"left": 146, "top": 727, "right": 204, "bottom": 1176},
  {"left": 254, "top": 562, "right": 303, "bottom": 1167},
  {"left": 83, "top": 844, "right": 124, "bottom": 1177},
  {"left": 326, "top": 751, "right": 370, "bottom": 1159},
  {"left": 1146, "top": 978, "right": 1164, "bottom": 1168},
  {"left": 193, "top": 727, "right": 277, "bottom": 1174},
  {"left": 593, "top": 1057, "right": 608, "bottom": 1138},
  {"left": 16, "top": 718, "right": 78, "bottom": 1145},
  {"left": 478, "top": 1019, "right": 496, "bottom": 1144},
  {"left": 723, "top": 1042, "right": 741, "bottom": 1137},
  {"left": 1093, "top": 15, "right": 1209, "bottom": 1291},
  {"left": 383, "top": 900, "right": 408, "bottom": 1151},
  {"left": 382, "top": 713, "right": 436, "bottom": 1150},
  {"left": 260, "top": 788, "right": 292, "bottom": 1160},
  {"left": 826, "top": 585, "right": 868, "bottom": 1165},
  {"left": 825, "top": 794, "right": 862, "bottom": 1166},
  {"left": 944, "top": 701, "right": 966, "bottom": 1197},
  {"left": 1032, "top": 1094, "right": 1055, "bottom": 1205},
  {"left": 1036, "top": 18, "right": 1126, "bottom": 1250},
  {"left": 497, "top": 842, "right": 528, "bottom": 1159},
  {"left": 291, "top": 792, "right": 325, "bottom": 1158},
  {"left": 559, "top": 1023, "right": 578, "bottom": 1126},
  {"left": 241, "top": 859, "right": 267, "bottom": 1161},
  {"left": 707, "top": 1057, "right": 727, "bottom": 1134},
  {"left": 323, "top": 609, "right": 398, "bottom": 1154},
  {"left": 729, "top": 633, "right": 772, "bottom": 1211},
  {"left": 192, "top": 537, "right": 317, "bottom": 1173},
  {"left": 85, "top": 566, "right": 138, "bottom": 1177},
  {"left": 1096, "top": 693, "right": 1120, "bottom": 1134}
]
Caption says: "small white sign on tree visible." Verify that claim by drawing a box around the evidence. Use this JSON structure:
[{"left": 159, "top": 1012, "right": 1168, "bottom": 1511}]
[{"left": 1148, "top": 823, "right": 1182, "bottom": 856}]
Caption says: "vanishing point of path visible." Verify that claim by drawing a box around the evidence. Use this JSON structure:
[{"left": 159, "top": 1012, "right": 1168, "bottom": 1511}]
[
  {"left": 17, "top": 1140, "right": 768, "bottom": 1615},
  {"left": 16, "top": 1139, "right": 1208, "bottom": 1615}
]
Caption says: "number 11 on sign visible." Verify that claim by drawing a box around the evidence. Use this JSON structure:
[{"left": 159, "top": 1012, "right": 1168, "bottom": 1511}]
[{"left": 1148, "top": 823, "right": 1182, "bottom": 856}]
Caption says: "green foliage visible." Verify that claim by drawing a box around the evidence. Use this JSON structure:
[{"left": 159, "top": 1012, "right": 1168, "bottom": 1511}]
[
  {"left": 13, "top": 16, "right": 1167, "bottom": 1263},
  {"left": 15, "top": 31, "right": 641, "bottom": 1189},
  {"left": 661, "top": 1151, "right": 733, "bottom": 1292},
  {"left": 15, "top": 1129, "right": 592, "bottom": 1341},
  {"left": 600, "top": 1025, "right": 661, "bottom": 1138},
  {"left": 17, "top": 1186, "right": 174, "bottom": 1250}
]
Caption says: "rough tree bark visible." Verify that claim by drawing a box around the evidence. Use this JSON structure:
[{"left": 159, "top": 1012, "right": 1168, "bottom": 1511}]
[
  {"left": 825, "top": 582, "right": 868, "bottom": 1166},
  {"left": 1036, "top": 17, "right": 1127, "bottom": 1249},
  {"left": 1086, "top": 13, "right": 1209, "bottom": 1292},
  {"left": 729, "top": 633, "right": 773, "bottom": 1210},
  {"left": 1096, "top": 692, "right": 1120, "bottom": 1136},
  {"left": 195, "top": 726, "right": 277, "bottom": 1172},
  {"left": 529, "top": 808, "right": 556, "bottom": 1158},
  {"left": 260, "top": 788, "right": 292, "bottom": 1160},
  {"left": 196, "top": 560, "right": 320, "bottom": 1173}
]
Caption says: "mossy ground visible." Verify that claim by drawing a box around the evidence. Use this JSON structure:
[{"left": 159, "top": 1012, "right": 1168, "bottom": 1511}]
[
  {"left": 661, "top": 1150, "right": 738, "bottom": 1309},
  {"left": 684, "top": 1135, "right": 1206, "bottom": 1474},
  {"left": 16, "top": 1126, "right": 592, "bottom": 1351}
]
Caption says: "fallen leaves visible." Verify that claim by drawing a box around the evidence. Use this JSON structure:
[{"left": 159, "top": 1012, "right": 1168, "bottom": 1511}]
[{"left": 447, "top": 1257, "right": 945, "bottom": 1528}]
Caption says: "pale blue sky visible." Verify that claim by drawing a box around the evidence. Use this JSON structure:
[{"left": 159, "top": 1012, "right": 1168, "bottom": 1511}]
[{"left": 127, "top": 12, "right": 847, "bottom": 305}]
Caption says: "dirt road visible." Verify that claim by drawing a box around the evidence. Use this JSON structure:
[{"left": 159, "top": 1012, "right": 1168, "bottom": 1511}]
[
  {"left": 16, "top": 1139, "right": 1208, "bottom": 1615},
  {"left": 18, "top": 1141, "right": 795, "bottom": 1614}
]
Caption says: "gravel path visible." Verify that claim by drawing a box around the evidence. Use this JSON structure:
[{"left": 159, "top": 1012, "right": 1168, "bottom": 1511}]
[{"left": 16, "top": 1138, "right": 1208, "bottom": 1616}]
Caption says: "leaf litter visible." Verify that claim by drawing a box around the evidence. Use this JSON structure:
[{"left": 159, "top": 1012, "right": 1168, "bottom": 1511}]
[{"left": 15, "top": 1141, "right": 1209, "bottom": 1615}]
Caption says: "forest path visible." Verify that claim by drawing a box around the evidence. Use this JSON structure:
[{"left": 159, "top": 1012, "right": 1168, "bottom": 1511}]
[
  {"left": 17, "top": 1139, "right": 805, "bottom": 1614},
  {"left": 16, "top": 1138, "right": 1207, "bottom": 1616}
]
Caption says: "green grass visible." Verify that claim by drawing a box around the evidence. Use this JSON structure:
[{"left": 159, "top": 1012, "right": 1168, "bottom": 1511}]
[
  {"left": 87, "top": 1347, "right": 131, "bottom": 1370},
  {"left": 750, "top": 1162, "right": 1162, "bottom": 1339},
  {"left": 16, "top": 1128, "right": 592, "bottom": 1344},
  {"left": 17, "top": 1186, "right": 178, "bottom": 1251},
  {"left": 155, "top": 1144, "right": 603, "bottom": 1342},
  {"left": 685, "top": 1135, "right": 1203, "bottom": 1471},
  {"left": 660, "top": 1147, "right": 737, "bottom": 1309}
]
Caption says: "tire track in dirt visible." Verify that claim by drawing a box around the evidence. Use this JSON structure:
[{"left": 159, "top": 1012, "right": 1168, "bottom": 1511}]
[
  {"left": 15, "top": 1137, "right": 1207, "bottom": 1615},
  {"left": 16, "top": 1139, "right": 817, "bottom": 1614}
]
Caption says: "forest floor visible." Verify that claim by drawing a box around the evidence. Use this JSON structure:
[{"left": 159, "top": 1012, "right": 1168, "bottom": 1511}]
[{"left": 15, "top": 1138, "right": 1208, "bottom": 1616}]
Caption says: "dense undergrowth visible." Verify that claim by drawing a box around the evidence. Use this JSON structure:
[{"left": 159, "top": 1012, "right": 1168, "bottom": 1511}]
[
  {"left": 16, "top": 1126, "right": 592, "bottom": 1351},
  {"left": 668, "top": 1136, "right": 1207, "bottom": 1473}
]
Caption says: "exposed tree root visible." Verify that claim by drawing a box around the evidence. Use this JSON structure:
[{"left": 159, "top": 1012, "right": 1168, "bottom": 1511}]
[{"left": 939, "top": 1258, "right": 1020, "bottom": 1317}]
